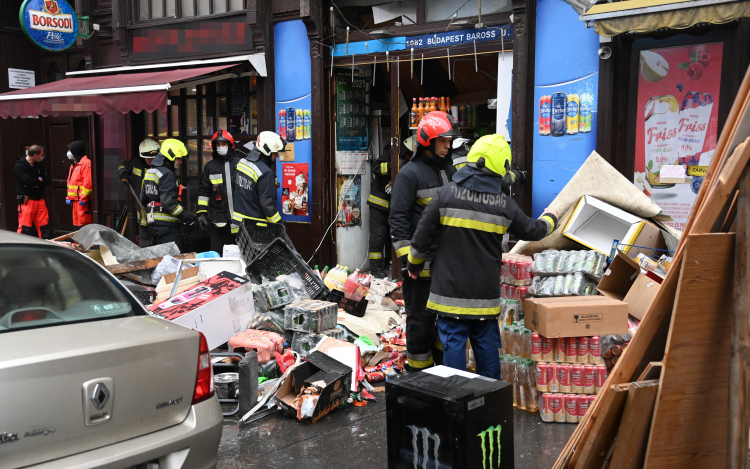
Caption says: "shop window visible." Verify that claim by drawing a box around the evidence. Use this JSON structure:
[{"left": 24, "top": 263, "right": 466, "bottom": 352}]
[
  {"left": 157, "top": 109, "right": 168, "bottom": 137},
  {"left": 202, "top": 140, "right": 213, "bottom": 170},
  {"left": 186, "top": 139, "right": 200, "bottom": 177},
  {"left": 171, "top": 105, "right": 180, "bottom": 136},
  {"left": 197, "top": 0, "right": 210, "bottom": 16},
  {"left": 425, "top": 0, "right": 509, "bottom": 22},
  {"left": 217, "top": 97, "right": 227, "bottom": 131},
  {"left": 138, "top": 0, "right": 242, "bottom": 21},
  {"left": 181, "top": 0, "right": 194, "bottom": 16},
  {"left": 186, "top": 100, "right": 198, "bottom": 136},
  {"left": 139, "top": 0, "right": 173, "bottom": 20},
  {"left": 145, "top": 112, "right": 155, "bottom": 137},
  {"left": 213, "top": 0, "right": 226, "bottom": 14}
]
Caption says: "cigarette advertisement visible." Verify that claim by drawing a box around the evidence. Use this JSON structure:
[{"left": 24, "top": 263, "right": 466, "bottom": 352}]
[{"left": 634, "top": 43, "right": 723, "bottom": 230}]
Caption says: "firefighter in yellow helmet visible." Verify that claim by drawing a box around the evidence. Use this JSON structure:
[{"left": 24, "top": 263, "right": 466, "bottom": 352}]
[
  {"left": 140, "top": 139, "right": 196, "bottom": 251},
  {"left": 406, "top": 134, "right": 558, "bottom": 379}
]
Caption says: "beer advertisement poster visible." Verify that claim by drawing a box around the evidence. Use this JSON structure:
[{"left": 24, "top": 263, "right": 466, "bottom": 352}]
[
  {"left": 281, "top": 164, "right": 309, "bottom": 217},
  {"left": 336, "top": 175, "right": 362, "bottom": 228},
  {"left": 634, "top": 43, "right": 723, "bottom": 230}
]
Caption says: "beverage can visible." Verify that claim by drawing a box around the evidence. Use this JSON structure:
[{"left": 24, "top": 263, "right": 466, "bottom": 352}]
[
  {"left": 278, "top": 109, "right": 287, "bottom": 140},
  {"left": 595, "top": 364, "right": 608, "bottom": 393},
  {"left": 555, "top": 337, "right": 566, "bottom": 363},
  {"left": 577, "top": 394, "right": 590, "bottom": 422},
  {"left": 516, "top": 286, "right": 530, "bottom": 303},
  {"left": 539, "top": 95, "right": 552, "bottom": 135},
  {"left": 551, "top": 92, "right": 566, "bottom": 137},
  {"left": 286, "top": 107, "right": 296, "bottom": 142},
  {"left": 550, "top": 393, "right": 564, "bottom": 422},
  {"left": 541, "top": 393, "right": 553, "bottom": 422},
  {"left": 531, "top": 333, "right": 543, "bottom": 361},
  {"left": 303, "top": 109, "right": 312, "bottom": 140},
  {"left": 566, "top": 94, "right": 580, "bottom": 135},
  {"left": 536, "top": 362, "right": 548, "bottom": 392},
  {"left": 558, "top": 364, "right": 572, "bottom": 393},
  {"left": 577, "top": 337, "right": 590, "bottom": 363},
  {"left": 583, "top": 365, "right": 596, "bottom": 394},
  {"left": 295, "top": 108, "right": 304, "bottom": 141},
  {"left": 571, "top": 364, "right": 583, "bottom": 393},
  {"left": 542, "top": 336, "right": 555, "bottom": 361},
  {"left": 567, "top": 337, "right": 578, "bottom": 363},
  {"left": 589, "top": 336, "right": 601, "bottom": 364},
  {"left": 565, "top": 394, "right": 578, "bottom": 423},
  {"left": 579, "top": 93, "right": 593, "bottom": 133},
  {"left": 588, "top": 395, "right": 596, "bottom": 407},
  {"left": 548, "top": 363, "right": 558, "bottom": 392}
]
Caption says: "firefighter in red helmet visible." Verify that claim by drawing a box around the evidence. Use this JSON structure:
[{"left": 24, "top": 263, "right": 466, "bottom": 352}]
[
  {"left": 389, "top": 111, "right": 461, "bottom": 371},
  {"left": 197, "top": 129, "right": 245, "bottom": 254}
]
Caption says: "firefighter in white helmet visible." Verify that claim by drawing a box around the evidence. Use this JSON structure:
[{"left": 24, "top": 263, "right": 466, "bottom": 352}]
[
  {"left": 232, "top": 131, "right": 285, "bottom": 226},
  {"left": 118, "top": 138, "right": 159, "bottom": 246}
]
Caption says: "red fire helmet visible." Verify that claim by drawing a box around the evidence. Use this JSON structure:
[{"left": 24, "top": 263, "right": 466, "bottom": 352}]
[
  {"left": 211, "top": 129, "right": 235, "bottom": 149},
  {"left": 417, "top": 111, "right": 461, "bottom": 147}
]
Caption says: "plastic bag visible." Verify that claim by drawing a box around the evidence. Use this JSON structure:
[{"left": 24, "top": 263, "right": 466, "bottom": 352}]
[
  {"left": 256, "top": 279, "right": 294, "bottom": 310},
  {"left": 277, "top": 273, "right": 311, "bottom": 302},
  {"left": 150, "top": 255, "right": 193, "bottom": 285},
  {"left": 246, "top": 310, "right": 286, "bottom": 335}
]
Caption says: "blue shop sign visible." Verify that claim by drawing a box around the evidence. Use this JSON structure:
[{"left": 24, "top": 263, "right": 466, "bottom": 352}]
[
  {"left": 20, "top": 0, "right": 79, "bottom": 51},
  {"left": 405, "top": 26, "right": 512, "bottom": 50}
]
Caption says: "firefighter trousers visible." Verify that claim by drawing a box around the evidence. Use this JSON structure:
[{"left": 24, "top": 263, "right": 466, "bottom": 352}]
[
  {"left": 367, "top": 207, "right": 390, "bottom": 273},
  {"left": 210, "top": 224, "right": 234, "bottom": 255},
  {"left": 403, "top": 276, "right": 442, "bottom": 369},
  {"left": 17, "top": 198, "right": 50, "bottom": 239},
  {"left": 147, "top": 223, "right": 183, "bottom": 251},
  {"left": 437, "top": 316, "right": 501, "bottom": 379},
  {"left": 138, "top": 224, "right": 153, "bottom": 248}
]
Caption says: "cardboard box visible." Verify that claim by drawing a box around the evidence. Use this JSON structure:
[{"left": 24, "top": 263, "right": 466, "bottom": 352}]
[
  {"left": 597, "top": 252, "right": 641, "bottom": 301},
  {"left": 563, "top": 195, "right": 646, "bottom": 255},
  {"left": 149, "top": 271, "right": 255, "bottom": 349},
  {"left": 315, "top": 337, "right": 363, "bottom": 392},
  {"left": 274, "top": 351, "right": 352, "bottom": 423},
  {"left": 623, "top": 273, "right": 662, "bottom": 320},
  {"left": 624, "top": 220, "right": 668, "bottom": 256},
  {"left": 155, "top": 266, "right": 200, "bottom": 302},
  {"left": 524, "top": 296, "right": 629, "bottom": 337}
]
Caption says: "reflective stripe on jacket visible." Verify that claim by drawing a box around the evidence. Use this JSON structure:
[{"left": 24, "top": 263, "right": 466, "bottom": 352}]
[
  {"left": 407, "top": 182, "right": 557, "bottom": 319},
  {"left": 232, "top": 150, "right": 282, "bottom": 224},
  {"left": 139, "top": 155, "right": 186, "bottom": 226},
  {"left": 198, "top": 151, "right": 243, "bottom": 232}
]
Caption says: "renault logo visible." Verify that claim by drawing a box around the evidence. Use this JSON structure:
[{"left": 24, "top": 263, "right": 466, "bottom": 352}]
[{"left": 90, "top": 383, "right": 110, "bottom": 411}]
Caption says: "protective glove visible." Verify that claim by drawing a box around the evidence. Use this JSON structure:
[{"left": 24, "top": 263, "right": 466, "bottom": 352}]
[
  {"left": 65, "top": 199, "right": 71, "bottom": 205},
  {"left": 197, "top": 214, "right": 210, "bottom": 232},
  {"left": 183, "top": 214, "right": 196, "bottom": 228},
  {"left": 79, "top": 201, "right": 86, "bottom": 206},
  {"left": 120, "top": 179, "right": 129, "bottom": 186}
]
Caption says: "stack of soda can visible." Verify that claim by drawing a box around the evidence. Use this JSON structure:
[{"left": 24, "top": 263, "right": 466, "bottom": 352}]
[{"left": 500, "top": 253, "right": 534, "bottom": 323}]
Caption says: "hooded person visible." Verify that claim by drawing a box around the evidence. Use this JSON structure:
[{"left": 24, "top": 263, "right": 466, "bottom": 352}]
[
  {"left": 232, "top": 131, "right": 285, "bottom": 226},
  {"left": 407, "top": 134, "right": 558, "bottom": 379},
  {"left": 65, "top": 140, "right": 93, "bottom": 228},
  {"left": 197, "top": 129, "right": 245, "bottom": 254},
  {"left": 140, "top": 139, "right": 196, "bottom": 251},
  {"left": 117, "top": 139, "right": 159, "bottom": 247}
]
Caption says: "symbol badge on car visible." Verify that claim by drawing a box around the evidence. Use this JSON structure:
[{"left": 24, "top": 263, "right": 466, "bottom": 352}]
[{"left": 91, "top": 383, "right": 110, "bottom": 411}]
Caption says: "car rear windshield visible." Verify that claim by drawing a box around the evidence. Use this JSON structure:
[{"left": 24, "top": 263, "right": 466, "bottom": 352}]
[{"left": 0, "top": 245, "right": 144, "bottom": 333}]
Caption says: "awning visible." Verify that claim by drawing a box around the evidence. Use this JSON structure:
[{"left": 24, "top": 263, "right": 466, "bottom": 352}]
[
  {"left": 0, "top": 64, "right": 235, "bottom": 119},
  {"left": 581, "top": 0, "right": 750, "bottom": 37}
]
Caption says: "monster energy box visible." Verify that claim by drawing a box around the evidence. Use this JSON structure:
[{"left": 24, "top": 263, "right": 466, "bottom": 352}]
[{"left": 386, "top": 366, "right": 513, "bottom": 469}]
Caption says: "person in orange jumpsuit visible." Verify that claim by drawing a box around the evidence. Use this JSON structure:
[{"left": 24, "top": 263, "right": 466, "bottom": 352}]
[{"left": 66, "top": 141, "right": 93, "bottom": 228}]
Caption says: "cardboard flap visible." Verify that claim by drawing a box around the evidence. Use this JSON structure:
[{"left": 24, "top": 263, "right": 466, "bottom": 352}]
[
  {"left": 161, "top": 266, "right": 200, "bottom": 287},
  {"left": 597, "top": 251, "right": 641, "bottom": 301},
  {"left": 305, "top": 351, "right": 353, "bottom": 376}
]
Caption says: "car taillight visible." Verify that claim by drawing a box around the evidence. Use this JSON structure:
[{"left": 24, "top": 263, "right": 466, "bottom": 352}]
[
  {"left": 12, "top": 310, "right": 47, "bottom": 323},
  {"left": 192, "top": 332, "right": 215, "bottom": 405}
]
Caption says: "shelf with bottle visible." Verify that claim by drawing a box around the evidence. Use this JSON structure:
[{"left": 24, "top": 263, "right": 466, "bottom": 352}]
[{"left": 408, "top": 96, "right": 451, "bottom": 128}]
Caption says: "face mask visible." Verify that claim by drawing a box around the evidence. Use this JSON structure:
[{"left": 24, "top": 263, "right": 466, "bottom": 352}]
[
  {"left": 217, "top": 146, "right": 229, "bottom": 156},
  {"left": 67, "top": 151, "right": 74, "bottom": 160},
  {"left": 38, "top": 154, "right": 45, "bottom": 162}
]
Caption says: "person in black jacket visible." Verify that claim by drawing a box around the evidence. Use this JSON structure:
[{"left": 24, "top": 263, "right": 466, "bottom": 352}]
[
  {"left": 140, "top": 139, "right": 196, "bottom": 250},
  {"left": 232, "top": 131, "right": 285, "bottom": 226},
  {"left": 197, "top": 129, "right": 245, "bottom": 254},
  {"left": 389, "top": 111, "right": 461, "bottom": 371},
  {"left": 367, "top": 136, "right": 414, "bottom": 278},
  {"left": 15, "top": 145, "right": 50, "bottom": 238},
  {"left": 118, "top": 138, "right": 159, "bottom": 247},
  {"left": 407, "top": 134, "right": 558, "bottom": 379}
]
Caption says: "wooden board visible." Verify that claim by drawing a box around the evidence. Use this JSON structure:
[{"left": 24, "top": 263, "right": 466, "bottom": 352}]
[
  {"left": 106, "top": 253, "right": 196, "bottom": 275},
  {"left": 573, "top": 383, "right": 630, "bottom": 469},
  {"left": 644, "top": 233, "right": 735, "bottom": 468},
  {"left": 637, "top": 362, "right": 663, "bottom": 381},
  {"left": 609, "top": 380, "right": 660, "bottom": 469}
]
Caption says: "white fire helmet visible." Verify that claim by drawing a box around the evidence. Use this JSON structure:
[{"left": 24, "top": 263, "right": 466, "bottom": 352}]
[
  {"left": 139, "top": 138, "right": 160, "bottom": 158},
  {"left": 256, "top": 131, "right": 286, "bottom": 157}
]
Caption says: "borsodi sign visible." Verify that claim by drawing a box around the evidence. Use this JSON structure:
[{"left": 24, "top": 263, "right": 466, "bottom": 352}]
[{"left": 20, "top": 0, "right": 79, "bottom": 51}]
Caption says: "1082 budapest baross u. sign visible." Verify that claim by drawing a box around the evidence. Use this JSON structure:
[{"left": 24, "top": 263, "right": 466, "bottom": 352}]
[{"left": 19, "top": 0, "right": 79, "bottom": 51}]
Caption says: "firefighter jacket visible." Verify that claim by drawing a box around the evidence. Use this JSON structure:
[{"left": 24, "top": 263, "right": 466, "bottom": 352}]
[
  {"left": 197, "top": 149, "right": 244, "bottom": 232},
  {"left": 15, "top": 156, "right": 49, "bottom": 200},
  {"left": 140, "top": 153, "right": 187, "bottom": 225},
  {"left": 368, "top": 147, "right": 392, "bottom": 212},
  {"left": 407, "top": 179, "right": 558, "bottom": 320},
  {"left": 451, "top": 143, "right": 471, "bottom": 170},
  {"left": 388, "top": 148, "right": 456, "bottom": 277},
  {"left": 66, "top": 156, "right": 92, "bottom": 203},
  {"left": 232, "top": 148, "right": 282, "bottom": 224},
  {"left": 117, "top": 158, "right": 149, "bottom": 192}
]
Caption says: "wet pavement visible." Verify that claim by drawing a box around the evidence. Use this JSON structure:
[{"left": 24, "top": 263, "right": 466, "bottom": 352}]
[{"left": 217, "top": 390, "right": 575, "bottom": 468}]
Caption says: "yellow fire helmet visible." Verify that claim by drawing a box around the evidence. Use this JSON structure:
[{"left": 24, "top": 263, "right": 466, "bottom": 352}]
[
  {"left": 465, "top": 134, "right": 512, "bottom": 177},
  {"left": 160, "top": 138, "right": 188, "bottom": 161}
]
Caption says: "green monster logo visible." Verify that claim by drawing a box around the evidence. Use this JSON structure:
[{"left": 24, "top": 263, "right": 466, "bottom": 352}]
[{"left": 477, "top": 425, "right": 502, "bottom": 469}]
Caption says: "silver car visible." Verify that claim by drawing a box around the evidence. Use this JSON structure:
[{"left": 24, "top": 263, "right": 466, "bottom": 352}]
[{"left": 0, "top": 232, "right": 222, "bottom": 468}]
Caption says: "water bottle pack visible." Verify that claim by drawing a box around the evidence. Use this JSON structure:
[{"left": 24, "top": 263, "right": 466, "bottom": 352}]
[
  {"left": 532, "top": 249, "right": 607, "bottom": 279},
  {"left": 528, "top": 272, "right": 599, "bottom": 297},
  {"left": 284, "top": 300, "right": 338, "bottom": 333}
]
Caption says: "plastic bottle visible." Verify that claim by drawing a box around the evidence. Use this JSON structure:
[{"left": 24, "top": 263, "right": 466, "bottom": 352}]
[
  {"left": 526, "top": 359, "right": 539, "bottom": 412},
  {"left": 321, "top": 265, "right": 329, "bottom": 280},
  {"left": 466, "top": 341, "right": 476, "bottom": 373},
  {"left": 522, "top": 329, "right": 532, "bottom": 359},
  {"left": 508, "top": 357, "right": 518, "bottom": 407},
  {"left": 513, "top": 359, "right": 525, "bottom": 409},
  {"left": 417, "top": 98, "right": 425, "bottom": 123},
  {"left": 345, "top": 269, "right": 364, "bottom": 301},
  {"left": 410, "top": 98, "right": 418, "bottom": 127}
]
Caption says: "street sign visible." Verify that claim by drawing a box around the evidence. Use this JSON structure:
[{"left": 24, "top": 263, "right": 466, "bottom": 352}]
[{"left": 19, "top": 0, "right": 79, "bottom": 51}]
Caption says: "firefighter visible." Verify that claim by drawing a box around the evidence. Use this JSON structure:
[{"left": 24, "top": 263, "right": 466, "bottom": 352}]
[
  {"left": 232, "top": 131, "right": 285, "bottom": 226},
  {"left": 65, "top": 141, "right": 93, "bottom": 228},
  {"left": 140, "top": 139, "right": 196, "bottom": 250},
  {"left": 407, "top": 134, "right": 559, "bottom": 379},
  {"left": 451, "top": 138, "right": 474, "bottom": 170},
  {"left": 15, "top": 144, "right": 50, "bottom": 239},
  {"left": 389, "top": 111, "right": 461, "bottom": 371},
  {"left": 118, "top": 139, "right": 159, "bottom": 247},
  {"left": 367, "top": 136, "right": 415, "bottom": 278},
  {"left": 197, "top": 129, "right": 244, "bottom": 254}
]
